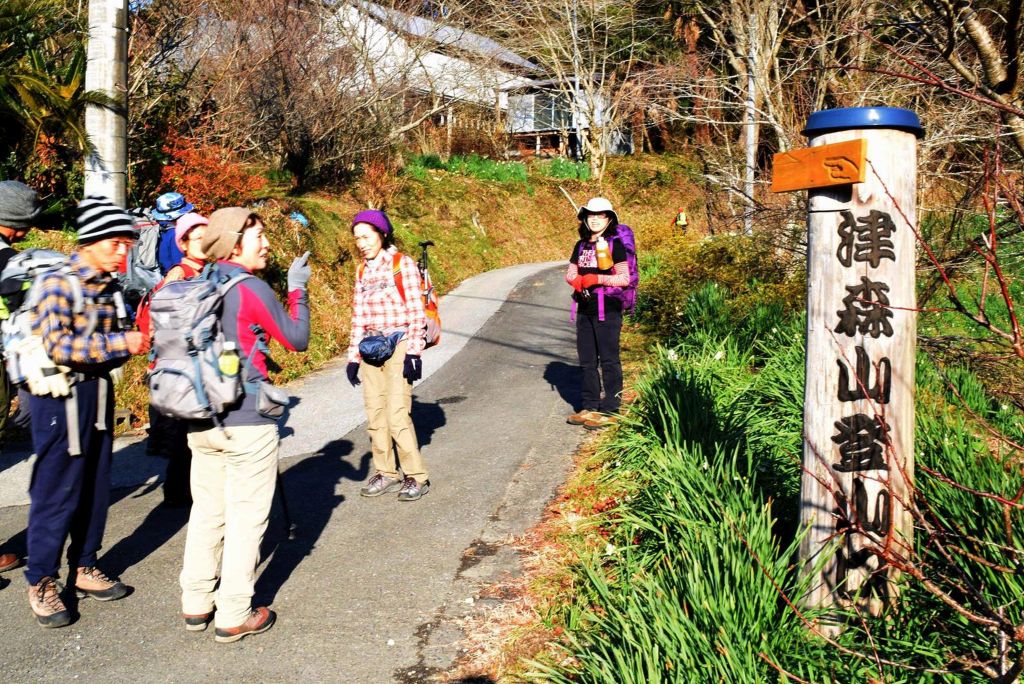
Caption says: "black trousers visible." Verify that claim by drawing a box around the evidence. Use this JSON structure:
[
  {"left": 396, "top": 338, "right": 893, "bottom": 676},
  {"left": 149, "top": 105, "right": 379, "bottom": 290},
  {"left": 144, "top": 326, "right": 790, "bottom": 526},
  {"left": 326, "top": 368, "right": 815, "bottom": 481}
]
[
  {"left": 576, "top": 310, "right": 623, "bottom": 413},
  {"left": 148, "top": 406, "right": 192, "bottom": 504}
]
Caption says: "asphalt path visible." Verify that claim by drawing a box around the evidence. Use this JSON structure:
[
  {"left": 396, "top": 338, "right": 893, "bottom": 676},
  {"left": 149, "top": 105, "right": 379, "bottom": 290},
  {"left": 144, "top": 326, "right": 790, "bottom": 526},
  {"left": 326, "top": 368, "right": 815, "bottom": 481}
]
[{"left": 0, "top": 261, "right": 586, "bottom": 682}]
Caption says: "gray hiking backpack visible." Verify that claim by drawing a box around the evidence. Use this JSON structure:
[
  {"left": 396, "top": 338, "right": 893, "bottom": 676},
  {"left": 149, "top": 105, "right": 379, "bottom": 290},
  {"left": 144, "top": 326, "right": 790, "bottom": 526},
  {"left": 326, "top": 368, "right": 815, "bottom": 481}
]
[
  {"left": 0, "top": 249, "right": 132, "bottom": 390},
  {"left": 120, "top": 210, "right": 162, "bottom": 307},
  {"left": 147, "top": 268, "right": 254, "bottom": 420}
]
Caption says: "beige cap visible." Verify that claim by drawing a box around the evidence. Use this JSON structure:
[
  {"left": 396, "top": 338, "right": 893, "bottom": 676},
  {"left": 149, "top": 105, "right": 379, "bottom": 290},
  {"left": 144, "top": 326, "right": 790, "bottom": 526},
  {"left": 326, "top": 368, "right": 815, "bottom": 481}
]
[{"left": 202, "top": 207, "right": 253, "bottom": 260}]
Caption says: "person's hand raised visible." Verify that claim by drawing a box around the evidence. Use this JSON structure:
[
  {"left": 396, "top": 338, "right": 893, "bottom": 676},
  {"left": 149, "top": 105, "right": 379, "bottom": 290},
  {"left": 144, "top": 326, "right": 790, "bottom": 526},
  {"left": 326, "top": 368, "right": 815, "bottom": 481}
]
[{"left": 287, "top": 251, "right": 312, "bottom": 291}]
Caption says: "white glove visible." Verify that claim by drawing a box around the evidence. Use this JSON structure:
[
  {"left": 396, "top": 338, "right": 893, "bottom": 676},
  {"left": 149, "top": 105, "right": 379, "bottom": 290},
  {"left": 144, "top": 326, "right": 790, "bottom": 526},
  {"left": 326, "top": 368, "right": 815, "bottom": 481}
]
[
  {"left": 12, "top": 336, "right": 70, "bottom": 397},
  {"left": 7, "top": 337, "right": 46, "bottom": 395},
  {"left": 45, "top": 365, "right": 72, "bottom": 397}
]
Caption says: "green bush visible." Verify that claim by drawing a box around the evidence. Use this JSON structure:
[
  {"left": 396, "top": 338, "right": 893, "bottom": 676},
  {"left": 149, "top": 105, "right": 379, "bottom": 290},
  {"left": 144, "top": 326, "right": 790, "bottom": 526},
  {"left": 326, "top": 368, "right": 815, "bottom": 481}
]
[
  {"left": 447, "top": 154, "right": 527, "bottom": 183},
  {"left": 640, "top": 234, "right": 804, "bottom": 346},
  {"left": 531, "top": 346, "right": 832, "bottom": 682},
  {"left": 413, "top": 153, "right": 444, "bottom": 169}
]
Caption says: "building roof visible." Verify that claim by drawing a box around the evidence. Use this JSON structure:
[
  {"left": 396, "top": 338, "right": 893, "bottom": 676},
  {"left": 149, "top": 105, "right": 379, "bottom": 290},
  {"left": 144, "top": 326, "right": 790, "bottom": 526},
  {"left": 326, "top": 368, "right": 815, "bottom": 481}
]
[{"left": 359, "top": 1, "right": 539, "bottom": 73}]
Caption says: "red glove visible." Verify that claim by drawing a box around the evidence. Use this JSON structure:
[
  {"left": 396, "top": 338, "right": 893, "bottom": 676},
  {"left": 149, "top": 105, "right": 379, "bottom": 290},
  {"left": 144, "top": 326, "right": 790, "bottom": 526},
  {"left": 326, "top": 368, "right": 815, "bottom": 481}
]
[
  {"left": 570, "top": 276, "right": 584, "bottom": 293},
  {"left": 580, "top": 274, "right": 600, "bottom": 289}
]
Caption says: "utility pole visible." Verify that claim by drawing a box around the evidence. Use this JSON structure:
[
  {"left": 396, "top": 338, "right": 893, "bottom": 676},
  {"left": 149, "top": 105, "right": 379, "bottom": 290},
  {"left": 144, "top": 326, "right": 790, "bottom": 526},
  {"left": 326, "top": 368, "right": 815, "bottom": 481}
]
[
  {"left": 84, "top": 0, "right": 129, "bottom": 206},
  {"left": 744, "top": 12, "right": 757, "bottom": 236}
]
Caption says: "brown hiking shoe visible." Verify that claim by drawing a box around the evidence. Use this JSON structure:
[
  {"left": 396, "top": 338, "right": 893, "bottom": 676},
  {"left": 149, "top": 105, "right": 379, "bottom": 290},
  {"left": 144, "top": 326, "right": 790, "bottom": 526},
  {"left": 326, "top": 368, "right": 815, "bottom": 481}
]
[
  {"left": 214, "top": 607, "right": 276, "bottom": 643},
  {"left": 74, "top": 566, "right": 129, "bottom": 601},
  {"left": 567, "top": 409, "right": 599, "bottom": 426},
  {"left": 28, "top": 577, "right": 72, "bottom": 628},
  {"left": 0, "top": 552, "right": 22, "bottom": 572},
  {"left": 183, "top": 611, "right": 214, "bottom": 632},
  {"left": 583, "top": 413, "right": 617, "bottom": 431}
]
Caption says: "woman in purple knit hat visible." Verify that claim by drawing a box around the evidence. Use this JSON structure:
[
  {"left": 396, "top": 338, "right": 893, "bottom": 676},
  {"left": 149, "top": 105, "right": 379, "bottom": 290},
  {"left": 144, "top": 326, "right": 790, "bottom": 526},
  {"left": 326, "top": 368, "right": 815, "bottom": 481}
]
[{"left": 345, "top": 209, "right": 430, "bottom": 501}]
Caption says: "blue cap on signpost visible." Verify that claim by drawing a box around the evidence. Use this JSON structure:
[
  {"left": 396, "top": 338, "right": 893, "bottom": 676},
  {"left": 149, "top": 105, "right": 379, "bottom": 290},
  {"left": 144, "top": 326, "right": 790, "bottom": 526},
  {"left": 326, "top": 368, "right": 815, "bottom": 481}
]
[{"left": 802, "top": 107, "right": 924, "bottom": 139}]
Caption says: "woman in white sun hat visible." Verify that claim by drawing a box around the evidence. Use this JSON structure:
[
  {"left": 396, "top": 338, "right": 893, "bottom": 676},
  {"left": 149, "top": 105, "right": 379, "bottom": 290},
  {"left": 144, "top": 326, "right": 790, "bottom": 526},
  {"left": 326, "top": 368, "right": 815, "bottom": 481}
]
[{"left": 565, "top": 197, "right": 632, "bottom": 431}]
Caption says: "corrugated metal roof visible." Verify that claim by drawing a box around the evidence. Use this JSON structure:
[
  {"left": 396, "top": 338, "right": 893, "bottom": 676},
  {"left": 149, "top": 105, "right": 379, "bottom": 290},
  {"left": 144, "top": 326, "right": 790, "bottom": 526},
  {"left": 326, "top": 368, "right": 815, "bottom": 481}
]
[{"left": 358, "top": 1, "right": 539, "bottom": 72}]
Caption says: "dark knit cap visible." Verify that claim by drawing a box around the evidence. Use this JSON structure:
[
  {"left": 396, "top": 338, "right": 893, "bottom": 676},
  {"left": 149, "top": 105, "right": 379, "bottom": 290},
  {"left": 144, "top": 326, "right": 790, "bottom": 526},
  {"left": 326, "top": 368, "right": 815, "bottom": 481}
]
[
  {"left": 0, "top": 181, "right": 42, "bottom": 229},
  {"left": 351, "top": 209, "right": 393, "bottom": 237},
  {"left": 76, "top": 196, "right": 138, "bottom": 244}
]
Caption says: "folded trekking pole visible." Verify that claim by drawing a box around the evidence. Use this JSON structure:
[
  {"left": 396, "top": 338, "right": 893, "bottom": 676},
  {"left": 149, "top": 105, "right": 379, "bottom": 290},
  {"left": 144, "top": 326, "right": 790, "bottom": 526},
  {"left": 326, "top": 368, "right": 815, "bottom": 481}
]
[{"left": 418, "top": 240, "right": 434, "bottom": 275}]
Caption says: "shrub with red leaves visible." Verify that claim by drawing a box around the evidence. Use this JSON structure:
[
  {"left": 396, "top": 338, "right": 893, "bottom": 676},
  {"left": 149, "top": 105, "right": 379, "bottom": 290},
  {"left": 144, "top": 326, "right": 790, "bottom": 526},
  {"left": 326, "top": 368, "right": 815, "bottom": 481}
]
[{"left": 158, "top": 132, "right": 267, "bottom": 213}]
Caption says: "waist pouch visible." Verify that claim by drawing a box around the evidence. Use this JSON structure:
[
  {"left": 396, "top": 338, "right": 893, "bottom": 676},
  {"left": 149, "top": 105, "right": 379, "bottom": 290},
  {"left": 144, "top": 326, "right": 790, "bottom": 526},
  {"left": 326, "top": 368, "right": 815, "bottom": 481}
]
[
  {"left": 256, "top": 381, "right": 290, "bottom": 420},
  {"left": 358, "top": 330, "right": 406, "bottom": 367}
]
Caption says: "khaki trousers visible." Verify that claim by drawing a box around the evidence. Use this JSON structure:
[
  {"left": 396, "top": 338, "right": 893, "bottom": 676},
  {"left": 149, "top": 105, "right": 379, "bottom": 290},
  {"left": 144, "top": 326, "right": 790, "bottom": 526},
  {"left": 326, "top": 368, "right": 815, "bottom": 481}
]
[
  {"left": 180, "top": 423, "right": 279, "bottom": 628},
  {"left": 361, "top": 340, "right": 428, "bottom": 483}
]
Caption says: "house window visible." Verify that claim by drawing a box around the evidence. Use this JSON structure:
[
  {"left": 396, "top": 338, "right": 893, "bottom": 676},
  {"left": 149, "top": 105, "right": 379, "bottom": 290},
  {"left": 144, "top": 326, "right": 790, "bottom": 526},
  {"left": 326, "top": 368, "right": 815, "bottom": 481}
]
[{"left": 535, "top": 91, "right": 571, "bottom": 130}]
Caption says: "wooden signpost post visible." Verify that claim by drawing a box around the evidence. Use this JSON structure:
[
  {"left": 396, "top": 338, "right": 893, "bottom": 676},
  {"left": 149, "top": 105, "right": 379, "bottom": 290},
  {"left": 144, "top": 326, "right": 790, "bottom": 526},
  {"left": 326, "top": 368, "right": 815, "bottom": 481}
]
[{"left": 772, "top": 107, "right": 924, "bottom": 631}]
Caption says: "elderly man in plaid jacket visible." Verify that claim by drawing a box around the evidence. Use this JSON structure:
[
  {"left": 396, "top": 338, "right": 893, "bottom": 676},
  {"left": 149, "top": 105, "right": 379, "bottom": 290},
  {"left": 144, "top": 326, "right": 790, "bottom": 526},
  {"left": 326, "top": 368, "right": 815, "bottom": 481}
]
[{"left": 24, "top": 197, "right": 150, "bottom": 628}]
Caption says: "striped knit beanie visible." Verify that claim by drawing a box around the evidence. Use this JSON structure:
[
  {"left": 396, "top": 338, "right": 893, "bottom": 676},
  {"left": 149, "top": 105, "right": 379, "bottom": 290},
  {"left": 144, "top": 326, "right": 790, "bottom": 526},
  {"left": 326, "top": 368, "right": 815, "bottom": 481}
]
[{"left": 76, "top": 196, "right": 138, "bottom": 245}]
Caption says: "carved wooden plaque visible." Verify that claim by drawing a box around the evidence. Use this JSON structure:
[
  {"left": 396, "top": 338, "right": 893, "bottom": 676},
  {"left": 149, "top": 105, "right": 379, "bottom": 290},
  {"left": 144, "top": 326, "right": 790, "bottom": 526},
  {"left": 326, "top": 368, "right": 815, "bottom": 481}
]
[{"left": 771, "top": 139, "right": 868, "bottom": 193}]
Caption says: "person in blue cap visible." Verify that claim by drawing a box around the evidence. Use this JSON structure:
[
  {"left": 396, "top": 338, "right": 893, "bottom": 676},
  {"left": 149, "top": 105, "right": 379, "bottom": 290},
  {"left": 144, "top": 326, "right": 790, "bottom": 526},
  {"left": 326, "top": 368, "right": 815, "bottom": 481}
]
[{"left": 151, "top": 192, "right": 194, "bottom": 274}]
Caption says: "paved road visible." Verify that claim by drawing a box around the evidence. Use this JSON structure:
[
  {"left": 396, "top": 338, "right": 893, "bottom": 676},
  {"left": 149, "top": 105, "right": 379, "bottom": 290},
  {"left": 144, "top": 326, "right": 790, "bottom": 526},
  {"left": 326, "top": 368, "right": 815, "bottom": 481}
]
[{"left": 0, "top": 262, "right": 585, "bottom": 683}]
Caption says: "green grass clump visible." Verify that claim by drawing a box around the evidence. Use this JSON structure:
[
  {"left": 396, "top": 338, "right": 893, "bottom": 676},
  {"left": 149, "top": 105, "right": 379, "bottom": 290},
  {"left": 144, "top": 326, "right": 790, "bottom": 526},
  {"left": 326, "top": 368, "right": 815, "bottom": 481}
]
[
  {"left": 404, "top": 153, "right": 527, "bottom": 184},
  {"left": 536, "top": 157, "right": 591, "bottom": 181},
  {"left": 530, "top": 343, "right": 832, "bottom": 681}
]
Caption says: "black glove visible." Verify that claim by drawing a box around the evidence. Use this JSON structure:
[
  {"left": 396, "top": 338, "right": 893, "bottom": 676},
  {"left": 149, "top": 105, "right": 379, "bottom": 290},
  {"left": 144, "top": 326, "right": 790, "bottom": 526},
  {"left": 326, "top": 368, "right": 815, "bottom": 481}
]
[
  {"left": 346, "top": 362, "right": 361, "bottom": 387},
  {"left": 403, "top": 355, "right": 422, "bottom": 384}
]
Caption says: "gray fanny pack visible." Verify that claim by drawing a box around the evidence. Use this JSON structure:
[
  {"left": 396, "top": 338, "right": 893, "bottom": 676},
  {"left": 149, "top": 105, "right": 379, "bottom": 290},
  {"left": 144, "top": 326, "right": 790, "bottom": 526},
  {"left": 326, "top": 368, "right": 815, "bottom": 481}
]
[{"left": 256, "top": 381, "right": 290, "bottom": 420}]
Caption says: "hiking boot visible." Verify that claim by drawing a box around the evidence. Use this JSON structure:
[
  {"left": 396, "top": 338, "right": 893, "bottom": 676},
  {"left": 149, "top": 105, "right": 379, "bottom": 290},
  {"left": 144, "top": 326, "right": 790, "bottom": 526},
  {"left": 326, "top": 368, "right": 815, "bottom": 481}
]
[
  {"left": 28, "top": 577, "right": 72, "bottom": 628},
  {"left": 583, "top": 413, "right": 617, "bottom": 431},
  {"left": 183, "top": 611, "right": 214, "bottom": 632},
  {"left": 567, "top": 409, "right": 599, "bottom": 426},
  {"left": 360, "top": 473, "right": 403, "bottom": 497},
  {"left": 397, "top": 477, "right": 430, "bottom": 502},
  {"left": 214, "top": 607, "right": 276, "bottom": 643},
  {"left": 0, "top": 552, "right": 22, "bottom": 572},
  {"left": 74, "top": 566, "right": 129, "bottom": 601}
]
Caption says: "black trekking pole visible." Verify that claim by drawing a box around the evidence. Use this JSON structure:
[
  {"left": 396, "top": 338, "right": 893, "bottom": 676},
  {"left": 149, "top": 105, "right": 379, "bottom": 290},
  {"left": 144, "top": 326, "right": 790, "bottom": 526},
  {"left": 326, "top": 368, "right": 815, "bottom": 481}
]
[
  {"left": 275, "top": 471, "right": 297, "bottom": 540},
  {"left": 418, "top": 240, "right": 434, "bottom": 275}
]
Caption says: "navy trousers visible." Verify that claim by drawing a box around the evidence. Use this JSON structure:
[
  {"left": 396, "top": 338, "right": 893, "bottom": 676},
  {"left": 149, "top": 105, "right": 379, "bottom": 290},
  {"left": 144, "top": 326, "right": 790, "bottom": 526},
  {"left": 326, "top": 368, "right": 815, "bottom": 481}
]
[
  {"left": 25, "top": 378, "right": 113, "bottom": 585},
  {"left": 576, "top": 310, "right": 623, "bottom": 413}
]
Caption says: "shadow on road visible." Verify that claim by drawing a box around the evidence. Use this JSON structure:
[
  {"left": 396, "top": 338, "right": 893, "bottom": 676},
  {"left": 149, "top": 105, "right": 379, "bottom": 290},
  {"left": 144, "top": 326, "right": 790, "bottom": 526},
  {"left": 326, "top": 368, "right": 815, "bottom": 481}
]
[
  {"left": 412, "top": 396, "right": 451, "bottom": 449},
  {"left": 0, "top": 431, "right": 32, "bottom": 476},
  {"left": 543, "top": 361, "right": 582, "bottom": 412},
  {"left": 255, "top": 438, "right": 365, "bottom": 606},
  {"left": 97, "top": 495, "right": 190, "bottom": 578}
]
